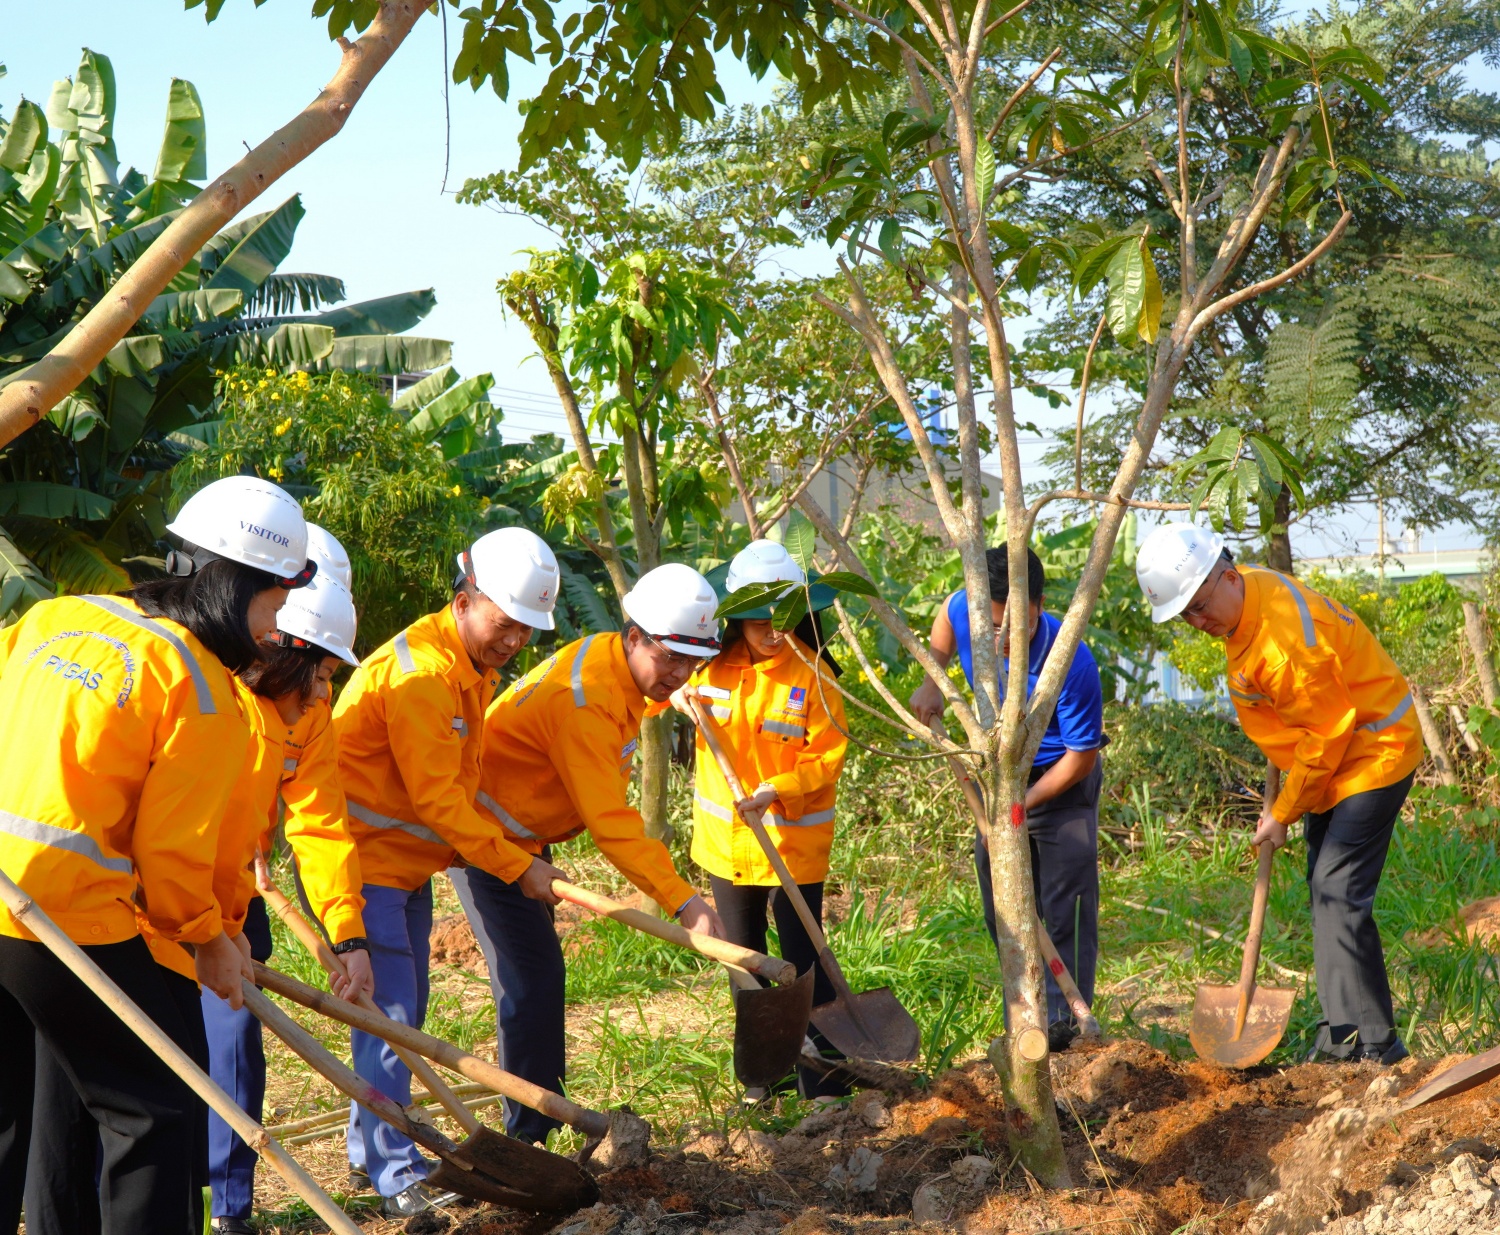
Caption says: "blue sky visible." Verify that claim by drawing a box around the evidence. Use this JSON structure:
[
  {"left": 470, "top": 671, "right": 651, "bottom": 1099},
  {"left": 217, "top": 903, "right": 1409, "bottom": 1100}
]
[{"left": 6, "top": 3, "right": 1494, "bottom": 556}]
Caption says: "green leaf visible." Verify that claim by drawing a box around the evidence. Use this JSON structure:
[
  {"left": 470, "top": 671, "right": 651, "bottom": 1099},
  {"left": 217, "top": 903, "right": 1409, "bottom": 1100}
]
[
  {"left": 812, "top": 570, "right": 879, "bottom": 598},
  {"left": 783, "top": 510, "right": 817, "bottom": 572},
  {"left": 716, "top": 580, "right": 794, "bottom": 618},
  {"left": 152, "top": 78, "right": 206, "bottom": 184},
  {"left": 392, "top": 365, "right": 459, "bottom": 411},
  {"left": 207, "top": 322, "right": 336, "bottom": 368},
  {"left": 406, "top": 373, "right": 497, "bottom": 436},
  {"left": 1138, "top": 238, "right": 1162, "bottom": 344},
  {"left": 1227, "top": 31, "right": 1253, "bottom": 85},
  {"left": 974, "top": 134, "right": 996, "bottom": 208},
  {"left": 0, "top": 99, "right": 47, "bottom": 174},
  {"left": 771, "top": 589, "right": 809, "bottom": 632},
  {"left": 0, "top": 483, "right": 114, "bottom": 521},
  {"left": 307, "top": 288, "right": 438, "bottom": 337},
  {"left": 1196, "top": 0, "right": 1228, "bottom": 60},
  {"left": 1073, "top": 235, "right": 1132, "bottom": 296},
  {"left": 1014, "top": 246, "right": 1043, "bottom": 292},
  {"left": 309, "top": 335, "right": 453, "bottom": 375},
  {"left": 205, "top": 195, "right": 305, "bottom": 296},
  {"left": 101, "top": 335, "right": 166, "bottom": 378},
  {"left": 1104, "top": 239, "right": 1147, "bottom": 343},
  {"left": 0, "top": 524, "right": 53, "bottom": 620}
]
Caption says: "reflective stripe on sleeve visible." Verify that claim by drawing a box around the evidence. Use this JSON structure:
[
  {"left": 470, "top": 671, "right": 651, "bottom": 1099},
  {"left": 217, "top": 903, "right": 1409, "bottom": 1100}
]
[
  {"left": 1274, "top": 575, "right": 1317, "bottom": 648},
  {"left": 452, "top": 716, "right": 468, "bottom": 738},
  {"left": 346, "top": 800, "right": 444, "bottom": 847},
  {"left": 80, "top": 596, "right": 217, "bottom": 715},
  {"left": 761, "top": 719, "right": 806, "bottom": 739},
  {"left": 571, "top": 635, "right": 596, "bottom": 708},
  {"left": 283, "top": 757, "right": 299, "bottom": 772},
  {"left": 692, "top": 793, "right": 833, "bottom": 828},
  {"left": 1228, "top": 686, "right": 1269, "bottom": 704},
  {"left": 0, "top": 809, "right": 133, "bottom": 874},
  {"left": 474, "top": 790, "right": 538, "bottom": 839},
  {"left": 393, "top": 632, "right": 417, "bottom": 675},
  {"left": 697, "top": 685, "right": 732, "bottom": 701},
  {"left": 1359, "top": 692, "right": 1413, "bottom": 734}
]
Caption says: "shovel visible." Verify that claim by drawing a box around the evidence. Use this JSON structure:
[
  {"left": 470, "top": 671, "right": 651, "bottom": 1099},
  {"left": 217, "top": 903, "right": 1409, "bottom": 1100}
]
[
  {"left": 551, "top": 879, "right": 814, "bottom": 1088},
  {"left": 934, "top": 723, "right": 1101, "bottom": 1046},
  {"left": 240, "top": 981, "right": 597, "bottom": 1212},
  {"left": 686, "top": 692, "right": 921, "bottom": 1064},
  {"left": 1400, "top": 1043, "right": 1500, "bottom": 1110},
  {"left": 0, "top": 871, "right": 363, "bottom": 1235},
  {"left": 258, "top": 884, "right": 579, "bottom": 1209}
]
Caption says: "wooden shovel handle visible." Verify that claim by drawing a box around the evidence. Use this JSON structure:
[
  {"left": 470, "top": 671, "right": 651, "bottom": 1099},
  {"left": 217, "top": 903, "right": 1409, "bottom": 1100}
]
[
  {"left": 685, "top": 692, "right": 847, "bottom": 989},
  {"left": 550, "top": 879, "right": 796, "bottom": 985},
  {"left": 1234, "top": 764, "right": 1282, "bottom": 1041},
  {"left": 240, "top": 982, "right": 470, "bottom": 1168},
  {"left": 260, "top": 884, "right": 483, "bottom": 1135},
  {"left": 0, "top": 871, "right": 361, "bottom": 1235},
  {"left": 253, "top": 961, "right": 610, "bottom": 1138}
]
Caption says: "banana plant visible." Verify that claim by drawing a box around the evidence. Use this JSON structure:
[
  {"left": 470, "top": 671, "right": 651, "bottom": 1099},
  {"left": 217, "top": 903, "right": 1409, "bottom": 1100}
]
[{"left": 0, "top": 50, "right": 451, "bottom": 620}]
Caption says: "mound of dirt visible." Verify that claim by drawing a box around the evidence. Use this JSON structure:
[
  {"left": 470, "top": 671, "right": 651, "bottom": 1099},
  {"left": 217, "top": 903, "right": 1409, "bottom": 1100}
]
[
  {"left": 430, "top": 914, "right": 489, "bottom": 976},
  {"left": 444, "top": 1038, "right": 1500, "bottom": 1235},
  {"left": 1415, "top": 895, "right": 1500, "bottom": 949}
]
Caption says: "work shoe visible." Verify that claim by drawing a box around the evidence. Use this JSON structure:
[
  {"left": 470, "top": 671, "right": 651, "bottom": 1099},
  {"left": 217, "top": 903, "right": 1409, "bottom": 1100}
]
[
  {"left": 380, "top": 1182, "right": 457, "bottom": 1219},
  {"left": 1048, "top": 1021, "right": 1080, "bottom": 1054},
  {"left": 1357, "top": 1039, "right": 1410, "bottom": 1067},
  {"left": 210, "top": 1220, "right": 255, "bottom": 1235},
  {"left": 741, "top": 1086, "right": 770, "bottom": 1107},
  {"left": 346, "top": 1167, "right": 371, "bottom": 1191}
]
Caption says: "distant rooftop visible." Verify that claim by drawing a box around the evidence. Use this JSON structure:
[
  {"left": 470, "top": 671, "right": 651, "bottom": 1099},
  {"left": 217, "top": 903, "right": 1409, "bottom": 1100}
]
[{"left": 1294, "top": 545, "right": 1493, "bottom": 583}]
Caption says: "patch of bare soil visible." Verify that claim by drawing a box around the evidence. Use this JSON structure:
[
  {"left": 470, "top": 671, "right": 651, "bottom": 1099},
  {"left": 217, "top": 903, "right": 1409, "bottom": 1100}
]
[
  {"left": 1415, "top": 895, "right": 1500, "bottom": 949},
  {"left": 379, "top": 1039, "right": 1500, "bottom": 1235}
]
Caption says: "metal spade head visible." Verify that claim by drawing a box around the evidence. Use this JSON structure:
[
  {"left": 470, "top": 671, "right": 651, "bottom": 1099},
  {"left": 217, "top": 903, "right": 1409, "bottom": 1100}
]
[
  {"left": 427, "top": 1127, "right": 601, "bottom": 1212},
  {"left": 733, "top": 966, "right": 815, "bottom": 1087},
  {"left": 1189, "top": 982, "right": 1297, "bottom": 1068},
  {"left": 1400, "top": 1042, "right": 1500, "bottom": 1111},
  {"left": 810, "top": 985, "right": 922, "bottom": 1065}
]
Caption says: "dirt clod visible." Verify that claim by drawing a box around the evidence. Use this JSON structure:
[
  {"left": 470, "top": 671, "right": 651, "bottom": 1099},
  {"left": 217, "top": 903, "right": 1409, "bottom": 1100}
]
[
  {"left": 430, "top": 914, "right": 488, "bottom": 976},
  {"left": 405, "top": 1212, "right": 453, "bottom": 1234},
  {"left": 592, "top": 1109, "right": 652, "bottom": 1172}
]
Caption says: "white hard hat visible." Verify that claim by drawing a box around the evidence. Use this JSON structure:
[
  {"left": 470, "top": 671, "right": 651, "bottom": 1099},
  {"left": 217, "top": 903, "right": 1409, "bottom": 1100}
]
[
  {"left": 304, "top": 524, "right": 352, "bottom": 591},
  {"left": 459, "top": 527, "right": 560, "bottom": 630},
  {"left": 166, "top": 476, "right": 313, "bottom": 583},
  {"left": 726, "top": 539, "right": 806, "bottom": 597},
  {"left": 622, "top": 563, "right": 722, "bottom": 658},
  {"left": 273, "top": 573, "right": 360, "bottom": 666},
  {"left": 1136, "top": 522, "right": 1226, "bottom": 623}
]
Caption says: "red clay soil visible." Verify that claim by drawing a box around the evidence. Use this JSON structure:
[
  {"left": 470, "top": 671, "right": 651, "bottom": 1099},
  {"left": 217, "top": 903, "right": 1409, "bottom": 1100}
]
[{"left": 431, "top": 1038, "right": 1500, "bottom": 1235}]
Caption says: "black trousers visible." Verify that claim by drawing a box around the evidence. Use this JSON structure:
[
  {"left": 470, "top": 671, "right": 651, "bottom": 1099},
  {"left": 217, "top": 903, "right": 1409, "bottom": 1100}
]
[
  {"left": 974, "top": 759, "right": 1102, "bottom": 1026},
  {"left": 449, "top": 864, "right": 567, "bottom": 1145},
  {"left": 1305, "top": 771, "right": 1413, "bottom": 1058},
  {"left": 0, "top": 935, "right": 197, "bottom": 1235},
  {"left": 708, "top": 875, "right": 848, "bottom": 1098},
  {"left": 25, "top": 967, "right": 209, "bottom": 1235}
]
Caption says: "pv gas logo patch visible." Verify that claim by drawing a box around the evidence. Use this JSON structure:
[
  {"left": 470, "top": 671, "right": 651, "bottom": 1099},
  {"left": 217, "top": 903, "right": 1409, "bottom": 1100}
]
[{"left": 787, "top": 686, "right": 807, "bottom": 714}]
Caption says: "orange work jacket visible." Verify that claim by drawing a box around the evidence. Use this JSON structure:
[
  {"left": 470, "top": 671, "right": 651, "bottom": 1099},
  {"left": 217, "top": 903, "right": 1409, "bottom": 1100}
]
[
  {"left": 0, "top": 595, "right": 247, "bottom": 948},
  {"left": 686, "top": 636, "right": 847, "bottom": 885},
  {"left": 1226, "top": 567, "right": 1423, "bottom": 824},
  {"left": 280, "top": 698, "right": 365, "bottom": 944},
  {"left": 334, "top": 606, "right": 530, "bottom": 891},
  {"left": 476, "top": 633, "right": 698, "bottom": 914}
]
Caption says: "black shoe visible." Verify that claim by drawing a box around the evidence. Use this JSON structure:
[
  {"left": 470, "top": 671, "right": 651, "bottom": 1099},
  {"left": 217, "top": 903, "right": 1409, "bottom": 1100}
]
[
  {"left": 210, "top": 1220, "right": 256, "bottom": 1235},
  {"left": 346, "top": 1167, "right": 371, "bottom": 1191},
  {"left": 1048, "top": 1021, "right": 1081, "bottom": 1054},
  {"left": 380, "top": 1182, "right": 457, "bottom": 1219},
  {"left": 1357, "top": 1039, "right": 1410, "bottom": 1067}
]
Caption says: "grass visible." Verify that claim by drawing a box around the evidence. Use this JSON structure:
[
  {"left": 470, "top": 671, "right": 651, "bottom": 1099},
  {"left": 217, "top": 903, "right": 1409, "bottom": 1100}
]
[{"left": 248, "top": 706, "right": 1500, "bottom": 1224}]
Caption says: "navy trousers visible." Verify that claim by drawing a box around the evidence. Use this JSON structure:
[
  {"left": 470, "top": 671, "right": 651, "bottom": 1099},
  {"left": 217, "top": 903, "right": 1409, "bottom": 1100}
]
[
  {"left": 974, "top": 758, "right": 1102, "bottom": 1027},
  {"left": 449, "top": 865, "right": 566, "bottom": 1145},
  {"left": 348, "top": 882, "right": 434, "bottom": 1196},
  {"left": 202, "top": 895, "right": 274, "bottom": 1220},
  {"left": 1305, "top": 772, "right": 1413, "bottom": 1058}
]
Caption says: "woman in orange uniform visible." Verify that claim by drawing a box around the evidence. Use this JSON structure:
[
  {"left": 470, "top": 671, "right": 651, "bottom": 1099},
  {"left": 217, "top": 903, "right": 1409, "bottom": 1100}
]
[
  {"left": 679, "top": 541, "right": 849, "bottom": 1099},
  {"left": 201, "top": 554, "right": 368, "bottom": 1235},
  {"left": 0, "top": 476, "right": 315, "bottom": 1234}
]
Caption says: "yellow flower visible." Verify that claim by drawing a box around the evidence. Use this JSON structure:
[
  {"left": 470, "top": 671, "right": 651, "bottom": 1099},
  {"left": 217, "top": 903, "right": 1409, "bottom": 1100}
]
[
  {"left": 256, "top": 380, "right": 268, "bottom": 390},
  {"left": 270, "top": 392, "right": 282, "bottom": 402},
  {"left": 274, "top": 418, "right": 293, "bottom": 436},
  {"left": 450, "top": 484, "right": 462, "bottom": 497},
  {"left": 339, "top": 385, "right": 352, "bottom": 397},
  {"left": 268, "top": 465, "right": 284, "bottom": 481}
]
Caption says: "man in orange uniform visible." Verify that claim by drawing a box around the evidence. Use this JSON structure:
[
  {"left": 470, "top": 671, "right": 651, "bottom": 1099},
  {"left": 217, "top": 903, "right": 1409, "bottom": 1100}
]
[
  {"left": 456, "top": 563, "right": 727, "bottom": 1144},
  {"left": 332, "top": 527, "right": 565, "bottom": 1218},
  {"left": 1137, "top": 524, "right": 1422, "bottom": 1064}
]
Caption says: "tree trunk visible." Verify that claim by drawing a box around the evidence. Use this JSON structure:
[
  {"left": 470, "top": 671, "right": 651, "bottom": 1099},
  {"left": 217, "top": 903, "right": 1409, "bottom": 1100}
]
[
  {"left": 1265, "top": 486, "right": 1294, "bottom": 573},
  {"left": 1450, "top": 703, "right": 1483, "bottom": 754},
  {"left": 1410, "top": 685, "right": 1458, "bottom": 787},
  {"left": 1462, "top": 602, "right": 1500, "bottom": 708},
  {"left": 982, "top": 746, "right": 1069, "bottom": 1186},
  {"left": 638, "top": 711, "right": 676, "bottom": 844},
  {"left": 0, "top": 0, "right": 425, "bottom": 448}
]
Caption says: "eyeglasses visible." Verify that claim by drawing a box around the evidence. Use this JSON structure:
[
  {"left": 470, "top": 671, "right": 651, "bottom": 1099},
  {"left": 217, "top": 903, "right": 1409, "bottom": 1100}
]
[
  {"left": 1182, "top": 569, "right": 1225, "bottom": 620},
  {"left": 643, "top": 632, "right": 712, "bottom": 670}
]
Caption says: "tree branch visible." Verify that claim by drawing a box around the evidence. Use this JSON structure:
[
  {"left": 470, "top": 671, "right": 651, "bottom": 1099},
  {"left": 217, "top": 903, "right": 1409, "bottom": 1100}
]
[
  {"left": 986, "top": 48, "right": 1062, "bottom": 144},
  {"left": 1073, "top": 312, "right": 1108, "bottom": 495},
  {"left": 0, "top": 0, "right": 427, "bottom": 448}
]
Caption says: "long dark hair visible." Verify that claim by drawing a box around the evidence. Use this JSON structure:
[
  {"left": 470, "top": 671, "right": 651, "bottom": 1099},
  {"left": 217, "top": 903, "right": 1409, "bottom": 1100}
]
[
  {"left": 128, "top": 555, "right": 279, "bottom": 674},
  {"left": 241, "top": 642, "right": 326, "bottom": 704},
  {"left": 722, "top": 611, "right": 842, "bottom": 677}
]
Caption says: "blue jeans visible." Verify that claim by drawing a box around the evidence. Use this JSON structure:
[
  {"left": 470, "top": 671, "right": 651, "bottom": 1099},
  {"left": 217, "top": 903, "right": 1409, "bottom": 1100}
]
[
  {"left": 202, "top": 896, "right": 274, "bottom": 1220},
  {"left": 348, "top": 882, "right": 434, "bottom": 1197},
  {"left": 449, "top": 866, "right": 566, "bottom": 1145}
]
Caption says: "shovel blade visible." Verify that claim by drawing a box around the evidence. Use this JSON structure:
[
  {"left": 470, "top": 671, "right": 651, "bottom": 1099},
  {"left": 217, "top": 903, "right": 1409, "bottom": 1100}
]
[
  {"left": 733, "top": 967, "right": 815, "bottom": 1087},
  {"left": 810, "top": 987, "right": 921, "bottom": 1065},
  {"left": 427, "top": 1127, "right": 601, "bottom": 1212},
  {"left": 1189, "top": 982, "right": 1296, "bottom": 1068},
  {"left": 1401, "top": 1042, "right": 1500, "bottom": 1111}
]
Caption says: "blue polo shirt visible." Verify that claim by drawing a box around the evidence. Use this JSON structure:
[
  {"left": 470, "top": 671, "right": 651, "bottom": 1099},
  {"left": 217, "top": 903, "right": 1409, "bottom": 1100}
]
[{"left": 947, "top": 590, "right": 1105, "bottom": 770}]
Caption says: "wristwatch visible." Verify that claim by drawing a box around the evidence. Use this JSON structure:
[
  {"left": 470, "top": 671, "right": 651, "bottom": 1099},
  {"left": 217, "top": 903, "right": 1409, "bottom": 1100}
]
[{"left": 330, "top": 937, "right": 370, "bottom": 955}]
